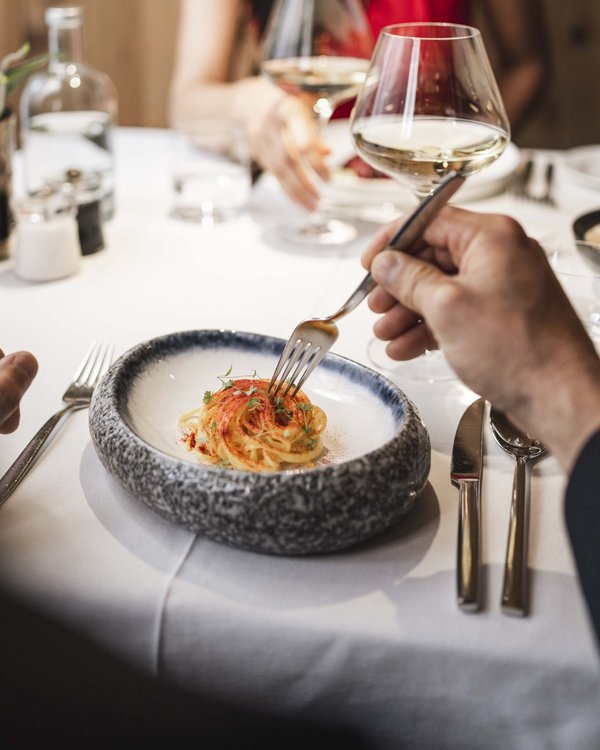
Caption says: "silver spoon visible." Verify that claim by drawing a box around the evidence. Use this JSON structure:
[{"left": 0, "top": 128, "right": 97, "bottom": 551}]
[
  {"left": 490, "top": 408, "right": 548, "bottom": 616},
  {"left": 575, "top": 240, "right": 600, "bottom": 273}
]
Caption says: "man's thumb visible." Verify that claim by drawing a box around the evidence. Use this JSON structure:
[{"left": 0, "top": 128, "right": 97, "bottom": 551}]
[{"left": 370, "top": 250, "right": 444, "bottom": 314}]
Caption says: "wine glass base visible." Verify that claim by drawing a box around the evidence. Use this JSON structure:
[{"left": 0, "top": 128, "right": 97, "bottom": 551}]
[
  {"left": 279, "top": 218, "right": 357, "bottom": 246},
  {"left": 367, "top": 338, "right": 456, "bottom": 383},
  {"left": 170, "top": 207, "right": 239, "bottom": 224}
]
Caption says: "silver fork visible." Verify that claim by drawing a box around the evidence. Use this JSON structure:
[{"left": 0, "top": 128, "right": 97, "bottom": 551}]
[
  {"left": 269, "top": 171, "right": 465, "bottom": 397},
  {"left": 0, "top": 341, "right": 114, "bottom": 507},
  {"left": 539, "top": 163, "right": 555, "bottom": 206},
  {"left": 512, "top": 158, "right": 555, "bottom": 207},
  {"left": 511, "top": 158, "right": 534, "bottom": 199}
]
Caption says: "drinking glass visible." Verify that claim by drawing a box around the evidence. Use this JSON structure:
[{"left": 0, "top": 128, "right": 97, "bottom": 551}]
[
  {"left": 551, "top": 240, "right": 600, "bottom": 345},
  {"left": 261, "top": 0, "right": 373, "bottom": 245},
  {"left": 171, "top": 119, "right": 251, "bottom": 224},
  {"left": 351, "top": 23, "right": 510, "bottom": 380}
]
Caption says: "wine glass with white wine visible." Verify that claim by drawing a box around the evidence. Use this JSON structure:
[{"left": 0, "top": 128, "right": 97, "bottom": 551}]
[
  {"left": 262, "top": 0, "right": 373, "bottom": 245},
  {"left": 351, "top": 22, "right": 510, "bottom": 380}
]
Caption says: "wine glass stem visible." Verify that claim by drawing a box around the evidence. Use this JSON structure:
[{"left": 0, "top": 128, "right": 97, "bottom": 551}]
[
  {"left": 313, "top": 98, "right": 334, "bottom": 129},
  {"left": 307, "top": 100, "right": 334, "bottom": 229},
  {"left": 415, "top": 184, "right": 437, "bottom": 201}
]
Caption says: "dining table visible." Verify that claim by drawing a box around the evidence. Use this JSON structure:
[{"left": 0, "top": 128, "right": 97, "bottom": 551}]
[{"left": 2, "top": 126, "right": 600, "bottom": 749}]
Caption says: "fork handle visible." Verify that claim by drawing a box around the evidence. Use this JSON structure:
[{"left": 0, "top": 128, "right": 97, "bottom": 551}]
[
  {"left": 0, "top": 403, "right": 85, "bottom": 508},
  {"left": 329, "top": 272, "right": 376, "bottom": 321},
  {"left": 501, "top": 456, "right": 530, "bottom": 616},
  {"left": 329, "top": 172, "right": 465, "bottom": 323},
  {"left": 542, "top": 163, "right": 554, "bottom": 203}
]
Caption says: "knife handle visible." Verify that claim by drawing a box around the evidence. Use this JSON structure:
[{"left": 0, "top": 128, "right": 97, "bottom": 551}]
[
  {"left": 501, "top": 456, "right": 530, "bottom": 616},
  {"left": 456, "top": 479, "right": 481, "bottom": 611}
]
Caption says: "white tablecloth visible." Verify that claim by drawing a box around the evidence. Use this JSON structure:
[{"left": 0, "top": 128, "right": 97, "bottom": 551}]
[{"left": 1, "top": 128, "right": 600, "bottom": 749}]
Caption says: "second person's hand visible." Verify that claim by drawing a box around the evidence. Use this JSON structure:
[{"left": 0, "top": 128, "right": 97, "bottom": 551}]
[
  {"left": 0, "top": 350, "right": 38, "bottom": 434},
  {"left": 238, "top": 78, "right": 330, "bottom": 211}
]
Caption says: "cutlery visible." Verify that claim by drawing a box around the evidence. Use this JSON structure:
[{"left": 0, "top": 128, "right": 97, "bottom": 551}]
[
  {"left": 574, "top": 240, "right": 600, "bottom": 273},
  {"left": 511, "top": 158, "right": 534, "bottom": 199},
  {"left": 540, "top": 162, "right": 555, "bottom": 206},
  {"left": 0, "top": 341, "right": 114, "bottom": 507},
  {"left": 490, "top": 408, "right": 548, "bottom": 616},
  {"left": 268, "top": 170, "right": 465, "bottom": 397},
  {"left": 512, "top": 158, "right": 555, "bottom": 206},
  {"left": 451, "top": 397, "right": 485, "bottom": 612}
]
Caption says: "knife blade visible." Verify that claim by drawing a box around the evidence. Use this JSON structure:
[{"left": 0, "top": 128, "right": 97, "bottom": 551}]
[{"left": 451, "top": 397, "right": 485, "bottom": 612}]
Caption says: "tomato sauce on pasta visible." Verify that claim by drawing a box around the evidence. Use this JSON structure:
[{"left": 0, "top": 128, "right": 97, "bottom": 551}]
[{"left": 179, "top": 376, "right": 326, "bottom": 472}]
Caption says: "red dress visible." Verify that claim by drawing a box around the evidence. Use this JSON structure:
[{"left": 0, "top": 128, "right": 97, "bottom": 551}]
[
  {"left": 366, "top": 0, "right": 470, "bottom": 40},
  {"left": 334, "top": 0, "right": 471, "bottom": 118}
]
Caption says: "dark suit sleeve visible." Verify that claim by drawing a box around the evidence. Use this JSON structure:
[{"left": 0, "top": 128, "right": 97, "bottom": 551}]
[{"left": 565, "top": 429, "right": 600, "bottom": 643}]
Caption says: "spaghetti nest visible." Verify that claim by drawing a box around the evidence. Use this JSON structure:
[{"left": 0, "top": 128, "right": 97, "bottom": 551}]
[{"left": 179, "top": 376, "right": 327, "bottom": 472}]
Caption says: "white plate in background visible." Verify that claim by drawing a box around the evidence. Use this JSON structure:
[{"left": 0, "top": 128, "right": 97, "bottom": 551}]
[{"left": 563, "top": 145, "right": 600, "bottom": 190}]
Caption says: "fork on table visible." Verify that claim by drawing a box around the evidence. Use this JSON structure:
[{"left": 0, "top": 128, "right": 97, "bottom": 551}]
[
  {"left": 269, "top": 171, "right": 465, "bottom": 397},
  {"left": 512, "top": 157, "right": 555, "bottom": 207},
  {"left": 511, "top": 157, "right": 534, "bottom": 199},
  {"left": 0, "top": 341, "right": 114, "bottom": 507}
]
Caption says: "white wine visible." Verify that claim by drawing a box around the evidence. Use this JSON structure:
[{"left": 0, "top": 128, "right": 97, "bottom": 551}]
[
  {"left": 354, "top": 116, "right": 508, "bottom": 192},
  {"left": 263, "top": 56, "right": 369, "bottom": 107}
]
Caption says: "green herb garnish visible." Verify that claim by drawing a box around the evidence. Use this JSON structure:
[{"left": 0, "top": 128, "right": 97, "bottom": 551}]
[{"left": 217, "top": 366, "right": 234, "bottom": 390}]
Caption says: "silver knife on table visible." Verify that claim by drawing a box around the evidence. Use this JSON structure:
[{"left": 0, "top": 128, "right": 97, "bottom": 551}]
[{"left": 451, "top": 397, "right": 485, "bottom": 612}]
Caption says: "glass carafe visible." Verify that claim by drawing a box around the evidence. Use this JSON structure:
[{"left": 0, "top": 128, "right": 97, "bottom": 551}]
[{"left": 20, "top": 6, "right": 118, "bottom": 219}]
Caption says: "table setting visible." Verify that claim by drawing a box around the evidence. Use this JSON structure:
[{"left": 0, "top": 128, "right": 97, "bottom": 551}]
[{"left": 2, "top": 7, "right": 600, "bottom": 749}]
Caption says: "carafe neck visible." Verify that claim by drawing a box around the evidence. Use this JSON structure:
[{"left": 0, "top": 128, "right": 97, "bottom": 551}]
[{"left": 48, "top": 22, "right": 85, "bottom": 68}]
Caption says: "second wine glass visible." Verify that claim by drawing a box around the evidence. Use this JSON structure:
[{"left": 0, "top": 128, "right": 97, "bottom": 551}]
[
  {"left": 351, "top": 22, "right": 510, "bottom": 380},
  {"left": 261, "top": 0, "right": 373, "bottom": 245}
]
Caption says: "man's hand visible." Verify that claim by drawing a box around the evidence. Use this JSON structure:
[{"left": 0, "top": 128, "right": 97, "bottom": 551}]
[{"left": 361, "top": 206, "right": 600, "bottom": 471}]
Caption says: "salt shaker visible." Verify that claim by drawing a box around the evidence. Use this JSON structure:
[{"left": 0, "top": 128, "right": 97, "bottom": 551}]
[{"left": 14, "top": 191, "right": 81, "bottom": 282}]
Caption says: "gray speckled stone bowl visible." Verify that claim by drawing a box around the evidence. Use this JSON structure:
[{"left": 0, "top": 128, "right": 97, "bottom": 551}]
[{"left": 89, "top": 330, "right": 431, "bottom": 555}]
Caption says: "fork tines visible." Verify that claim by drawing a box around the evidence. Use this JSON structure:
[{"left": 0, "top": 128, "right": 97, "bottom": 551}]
[
  {"left": 73, "top": 341, "right": 114, "bottom": 387},
  {"left": 269, "top": 330, "right": 324, "bottom": 398}
]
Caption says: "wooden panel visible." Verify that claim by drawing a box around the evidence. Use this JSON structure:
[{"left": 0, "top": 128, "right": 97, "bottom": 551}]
[
  {"left": 80, "top": 0, "right": 180, "bottom": 127},
  {"left": 534, "top": 0, "right": 600, "bottom": 148},
  {"left": 475, "top": 0, "right": 600, "bottom": 148},
  {"left": 0, "top": 0, "right": 28, "bottom": 58},
  {"left": 0, "top": 0, "right": 180, "bottom": 127},
  {"left": 83, "top": 0, "right": 145, "bottom": 127},
  {"left": 137, "top": 0, "right": 180, "bottom": 127}
]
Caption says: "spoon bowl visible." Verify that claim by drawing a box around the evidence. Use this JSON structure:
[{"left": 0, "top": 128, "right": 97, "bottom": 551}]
[
  {"left": 490, "top": 408, "right": 548, "bottom": 616},
  {"left": 573, "top": 209, "right": 600, "bottom": 258},
  {"left": 490, "top": 409, "right": 547, "bottom": 459},
  {"left": 575, "top": 240, "right": 600, "bottom": 274}
]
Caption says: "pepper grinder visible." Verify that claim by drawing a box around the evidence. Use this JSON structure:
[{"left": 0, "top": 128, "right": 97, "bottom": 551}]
[
  {"left": 46, "top": 169, "right": 104, "bottom": 255},
  {"left": 63, "top": 168, "right": 105, "bottom": 255}
]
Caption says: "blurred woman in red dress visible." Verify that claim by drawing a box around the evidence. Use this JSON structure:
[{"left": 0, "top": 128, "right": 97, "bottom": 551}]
[{"left": 170, "top": 0, "right": 545, "bottom": 210}]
